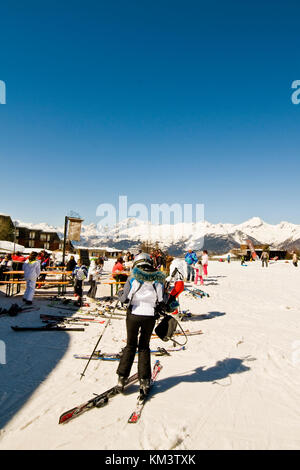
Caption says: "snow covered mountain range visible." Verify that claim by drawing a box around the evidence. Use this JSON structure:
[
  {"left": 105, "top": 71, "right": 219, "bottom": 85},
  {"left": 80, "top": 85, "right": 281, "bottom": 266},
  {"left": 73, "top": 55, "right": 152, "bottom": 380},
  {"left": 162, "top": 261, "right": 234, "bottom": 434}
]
[{"left": 16, "top": 217, "right": 300, "bottom": 255}]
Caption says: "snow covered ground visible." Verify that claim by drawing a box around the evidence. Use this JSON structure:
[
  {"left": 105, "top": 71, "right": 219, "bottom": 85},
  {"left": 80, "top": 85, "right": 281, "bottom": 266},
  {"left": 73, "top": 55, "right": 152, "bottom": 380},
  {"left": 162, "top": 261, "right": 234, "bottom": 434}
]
[{"left": 0, "top": 259, "right": 300, "bottom": 450}]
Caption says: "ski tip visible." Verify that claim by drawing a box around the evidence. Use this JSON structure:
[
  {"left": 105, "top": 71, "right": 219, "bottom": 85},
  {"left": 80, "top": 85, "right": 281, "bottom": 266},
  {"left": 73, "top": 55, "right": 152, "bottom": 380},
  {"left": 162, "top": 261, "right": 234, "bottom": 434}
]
[
  {"left": 128, "top": 412, "right": 139, "bottom": 424},
  {"left": 58, "top": 411, "right": 74, "bottom": 424}
]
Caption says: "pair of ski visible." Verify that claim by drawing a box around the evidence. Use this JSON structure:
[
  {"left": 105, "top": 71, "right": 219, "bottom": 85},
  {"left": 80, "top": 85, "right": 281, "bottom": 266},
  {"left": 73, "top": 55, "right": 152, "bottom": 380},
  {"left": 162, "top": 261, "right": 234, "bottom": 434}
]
[
  {"left": 11, "top": 323, "right": 85, "bottom": 332},
  {"left": 74, "top": 346, "right": 185, "bottom": 361},
  {"left": 40, "top": 313, "right": 105, "bottom": 325},
  {"left": 184, "top": 287, "right": 210, "bottom": 299},
  {"left": 0, "top": 305, "right": 39, "bottom": 318},
  {"left": 193, "top": 288, "right": 210, "bottom": 297},
  {"left": 48, "top": 304, "right": 125, "bottom": 320},
  {"left": 58, "top": 360, "right": 162, "bottom": 425},
  {"left": 80, "top": 310, "right": 125, "bottom": 320},
  {"left": 48, "top": 304, "right": 79, "bottom": 312}
]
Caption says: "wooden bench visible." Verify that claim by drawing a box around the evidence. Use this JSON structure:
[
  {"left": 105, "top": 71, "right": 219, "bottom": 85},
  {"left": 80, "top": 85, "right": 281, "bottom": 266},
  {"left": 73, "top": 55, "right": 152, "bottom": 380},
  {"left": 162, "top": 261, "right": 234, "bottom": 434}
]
[
  {"left": 0, "top": 280, "right": 70, "bottom": 297},
  {"left": 102, "top": 281, "right": 126, "bottom": 297}
]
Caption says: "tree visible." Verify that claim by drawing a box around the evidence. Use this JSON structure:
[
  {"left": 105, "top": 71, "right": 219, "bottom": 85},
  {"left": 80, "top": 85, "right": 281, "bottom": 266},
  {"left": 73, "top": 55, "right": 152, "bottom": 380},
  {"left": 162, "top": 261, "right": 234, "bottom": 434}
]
[{"left": 0, "top": 215, "right": 15, "bottom": 242}]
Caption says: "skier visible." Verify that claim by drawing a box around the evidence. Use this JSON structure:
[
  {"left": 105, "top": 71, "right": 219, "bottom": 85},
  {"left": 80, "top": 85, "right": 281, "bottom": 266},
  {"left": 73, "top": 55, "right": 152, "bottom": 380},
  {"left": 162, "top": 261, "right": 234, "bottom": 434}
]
[
  {"left": 292, "top": 252, "right": 298, "bottom": 267},
  {"left": 202, "top": 250, "right": 209, "bottom": 277},
  {"left": 261, "top": 250, "right": 269, "bottom": 268},
  {"left": 194, "top": 258, "right": 204, "bottom": 286},
  {"left": 184, "top": 249, "right": 198, "bottom": 282},
  {"left": 116, "top": 253, "right": 166, "bottom": 395},
  {"left": 87, "top": 258, "right": 102, "bottom": 299},
  {"left": 154, "top": 249, "right": 165, "bottom": 270},
  {"left": 72, "top": 260, "right": 88, "bottom": 306},
  {"left": 23, "top": 251, "right": 41, "bottom": 305}
]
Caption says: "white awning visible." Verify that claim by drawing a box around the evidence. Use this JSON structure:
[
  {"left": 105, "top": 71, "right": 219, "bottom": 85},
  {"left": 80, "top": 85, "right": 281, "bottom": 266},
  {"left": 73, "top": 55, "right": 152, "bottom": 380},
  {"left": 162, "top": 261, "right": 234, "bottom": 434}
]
[{"left": 0, "top": 241, "right": 25, "bottom": 253}]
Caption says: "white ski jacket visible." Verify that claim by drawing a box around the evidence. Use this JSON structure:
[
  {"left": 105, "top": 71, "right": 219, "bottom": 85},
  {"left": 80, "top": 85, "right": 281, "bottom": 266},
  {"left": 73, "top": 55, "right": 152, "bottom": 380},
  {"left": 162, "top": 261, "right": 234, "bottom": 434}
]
[
  {"left": 202, "top": 254, "right": 208, "bottom": 265},
  {"left": 23, "top": 260, "right": 41, "bottom": 280},
  {"left": 128, "top": 280, "right": 164, "bottom": 317}
]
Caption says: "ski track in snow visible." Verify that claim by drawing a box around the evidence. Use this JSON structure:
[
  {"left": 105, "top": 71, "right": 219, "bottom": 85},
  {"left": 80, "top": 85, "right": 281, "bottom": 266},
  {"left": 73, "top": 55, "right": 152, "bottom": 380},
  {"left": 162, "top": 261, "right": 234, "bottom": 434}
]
[{"left": 0, "top": 260, "right": 300, "bottom": 449}]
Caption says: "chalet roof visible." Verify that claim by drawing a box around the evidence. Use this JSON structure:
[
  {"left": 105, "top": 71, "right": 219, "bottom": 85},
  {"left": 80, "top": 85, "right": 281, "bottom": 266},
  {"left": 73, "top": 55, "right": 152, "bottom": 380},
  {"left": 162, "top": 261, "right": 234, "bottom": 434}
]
[
  {"left": 75, "top": 245, "right": 122, "bottom": 252},
  {"left": 17, "top": 225, "right": 57, "bottom": 234}
]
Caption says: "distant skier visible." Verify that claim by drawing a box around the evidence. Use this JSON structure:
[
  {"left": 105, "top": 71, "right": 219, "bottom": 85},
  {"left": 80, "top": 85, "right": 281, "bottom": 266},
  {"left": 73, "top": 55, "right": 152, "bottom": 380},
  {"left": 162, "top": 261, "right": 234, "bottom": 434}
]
[
  {"left": 292, "top": 252, "right": 298, "bottom": 267},
  {"left": 261, "top": 250, "right": 269, "bottom": 268},
  {"left": 116, "top": 253, "right": 166, "bottom": 396},
  {"left": 23, "top": 251, "right": 41, "bottom": 305},
  {"left": 194, "top": 259, "right": 204, "bottom": 285},
  {"left": 202, "top": 250, "right": 209, "bottom": 276},
  {"left": 184, "top": 249, "right": 198, "bottom": 282}
]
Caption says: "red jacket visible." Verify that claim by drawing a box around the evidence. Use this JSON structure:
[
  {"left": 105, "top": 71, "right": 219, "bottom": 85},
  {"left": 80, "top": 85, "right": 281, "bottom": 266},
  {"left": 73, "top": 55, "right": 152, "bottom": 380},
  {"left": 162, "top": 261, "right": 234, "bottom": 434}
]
[
  {"left": 112, "top": 262, "right": 124, "bottom": 274},
  {"left": 12, "top": 255, "right": 26, "bottom": 262}
]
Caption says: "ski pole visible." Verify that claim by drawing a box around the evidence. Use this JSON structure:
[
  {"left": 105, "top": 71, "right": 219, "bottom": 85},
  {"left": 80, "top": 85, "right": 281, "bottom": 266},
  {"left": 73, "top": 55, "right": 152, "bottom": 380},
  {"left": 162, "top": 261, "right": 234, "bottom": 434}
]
[{"left": 79, "top": 300, "right": 119, "bottom": 380}]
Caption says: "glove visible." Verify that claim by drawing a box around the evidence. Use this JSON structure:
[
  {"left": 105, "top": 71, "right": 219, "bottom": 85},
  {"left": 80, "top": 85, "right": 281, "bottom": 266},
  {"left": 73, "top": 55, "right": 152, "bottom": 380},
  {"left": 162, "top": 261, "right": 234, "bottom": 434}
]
[
  {"left": 165, "top": 295, "right": 180, "bottom": 313},
  {"left": 154, "top": 301, "right": 166, "bottom": 318}
]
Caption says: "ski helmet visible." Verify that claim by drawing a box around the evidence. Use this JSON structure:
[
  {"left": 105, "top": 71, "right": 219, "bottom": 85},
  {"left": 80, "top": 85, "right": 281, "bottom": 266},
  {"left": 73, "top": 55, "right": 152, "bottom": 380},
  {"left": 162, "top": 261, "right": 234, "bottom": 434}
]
[{"left": 133, "top": 252, "right": 153, "bottom": 269}]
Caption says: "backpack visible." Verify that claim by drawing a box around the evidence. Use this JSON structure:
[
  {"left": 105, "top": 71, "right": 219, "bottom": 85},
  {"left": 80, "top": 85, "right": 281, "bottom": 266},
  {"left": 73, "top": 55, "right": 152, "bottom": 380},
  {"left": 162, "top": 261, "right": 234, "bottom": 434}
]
[
  {"left": 154, "top": 314, "right": 187, "bottom": 346},
  {"left": 76, "top": 267, "right": 87, "bottom": 281}
]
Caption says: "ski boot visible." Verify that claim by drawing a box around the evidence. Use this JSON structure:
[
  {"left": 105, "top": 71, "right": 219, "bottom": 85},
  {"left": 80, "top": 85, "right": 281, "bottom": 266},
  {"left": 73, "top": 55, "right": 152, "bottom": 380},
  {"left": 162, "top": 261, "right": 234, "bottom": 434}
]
[
  {"left": 139, "top": 378, "right": 150, "bottom": 398},
  {"left": 116, "top": 375, "right": 128, "bottom": 393},
  {"left": 7, "top": 304, "right": 20, "bottom": 316}
]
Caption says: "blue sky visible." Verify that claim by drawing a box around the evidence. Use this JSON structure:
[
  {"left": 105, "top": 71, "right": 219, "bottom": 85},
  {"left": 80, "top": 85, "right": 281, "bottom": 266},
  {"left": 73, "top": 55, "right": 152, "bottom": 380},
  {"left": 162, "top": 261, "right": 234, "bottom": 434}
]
[{"left": 0, "top": 0, "right": 300, "bottom": 227}]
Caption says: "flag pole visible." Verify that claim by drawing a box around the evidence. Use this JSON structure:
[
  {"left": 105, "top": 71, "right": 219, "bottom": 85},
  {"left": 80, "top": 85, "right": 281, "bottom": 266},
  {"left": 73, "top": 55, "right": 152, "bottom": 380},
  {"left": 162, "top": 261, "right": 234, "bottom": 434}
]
[{"left": 62, "top": 216, "right": 69, "bottom": 266}]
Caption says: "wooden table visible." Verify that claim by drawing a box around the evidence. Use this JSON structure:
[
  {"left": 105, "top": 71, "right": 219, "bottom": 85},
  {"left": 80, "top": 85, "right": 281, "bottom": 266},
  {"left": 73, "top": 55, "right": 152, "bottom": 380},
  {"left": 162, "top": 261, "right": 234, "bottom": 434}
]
[{"left": 1, "top": 271, "right": 72, "bottom": 297}]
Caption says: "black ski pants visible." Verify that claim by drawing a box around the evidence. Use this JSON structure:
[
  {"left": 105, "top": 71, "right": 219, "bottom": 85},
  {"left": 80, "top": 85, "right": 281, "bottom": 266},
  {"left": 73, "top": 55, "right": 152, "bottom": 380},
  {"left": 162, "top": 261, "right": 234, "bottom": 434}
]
[
  {"left": 117, "top": 312, "right": 156, "bottom": 381},
  {"left": 74, "top": 279, "right": 83, "bottom": 298}
]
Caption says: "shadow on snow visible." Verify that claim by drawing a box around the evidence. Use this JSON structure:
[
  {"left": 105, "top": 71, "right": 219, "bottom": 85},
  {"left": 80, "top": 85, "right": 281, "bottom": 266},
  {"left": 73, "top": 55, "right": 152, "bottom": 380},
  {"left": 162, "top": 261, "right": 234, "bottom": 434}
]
[
  {"left": 154, "top": 356, "right": 254, "bottom": 395},
  {"left": 0, "top": 291, "right": 82, "bottom": 429}
]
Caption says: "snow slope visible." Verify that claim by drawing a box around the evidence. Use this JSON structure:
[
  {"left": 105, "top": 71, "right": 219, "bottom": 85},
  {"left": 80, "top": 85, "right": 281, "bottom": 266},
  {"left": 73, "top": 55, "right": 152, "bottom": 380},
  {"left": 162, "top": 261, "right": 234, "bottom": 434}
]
[{"left": 0, "top": 259, "right": 300, "bottom": 449}]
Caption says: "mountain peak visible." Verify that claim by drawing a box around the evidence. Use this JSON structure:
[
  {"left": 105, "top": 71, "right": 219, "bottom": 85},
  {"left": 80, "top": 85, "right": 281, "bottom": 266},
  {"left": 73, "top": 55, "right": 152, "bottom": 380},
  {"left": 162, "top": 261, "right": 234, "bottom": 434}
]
[
  {"left": 243, "top": 217, "right": 265, "bottom": 227},
  {"left": 12, "top": 216, "right": 300, "bottom": 255}
]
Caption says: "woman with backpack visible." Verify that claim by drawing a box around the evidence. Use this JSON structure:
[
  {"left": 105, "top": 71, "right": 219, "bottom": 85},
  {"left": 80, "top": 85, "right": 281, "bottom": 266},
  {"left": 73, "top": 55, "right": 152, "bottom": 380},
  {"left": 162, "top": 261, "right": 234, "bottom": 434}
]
[{"left": 116, "top": 253, "right": 166, "bottom": 396}]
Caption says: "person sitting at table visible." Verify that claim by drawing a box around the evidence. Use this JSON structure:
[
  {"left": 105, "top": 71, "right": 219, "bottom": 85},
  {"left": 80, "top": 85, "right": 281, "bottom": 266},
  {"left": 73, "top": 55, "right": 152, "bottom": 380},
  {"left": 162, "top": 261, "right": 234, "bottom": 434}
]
[
  {"left": 23, "top": 251, "right": 41, "bottom": 305},
  {"left": 124, "top": 255, "right": 134, "bottom": 271},
  {"left": 97, "top": 256, "right": 105, "bottom": 268},
  {"left": 37, "top": 251, "right": 50, "bottom": 288},
  {"left": 11, "top": 252, "right": 26, "bottom": 293},
  {"left": 12, "top": 251, "right": 26, "bottom": 263},
  {"left": 0, "top": 254, "right": 13, "bottom": 281},
  {"left": 112, "top": 257, "right": 129, "bottom": 284},
  {"left": 66, "top": 255, "right": 77, "bottom": 272}
]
